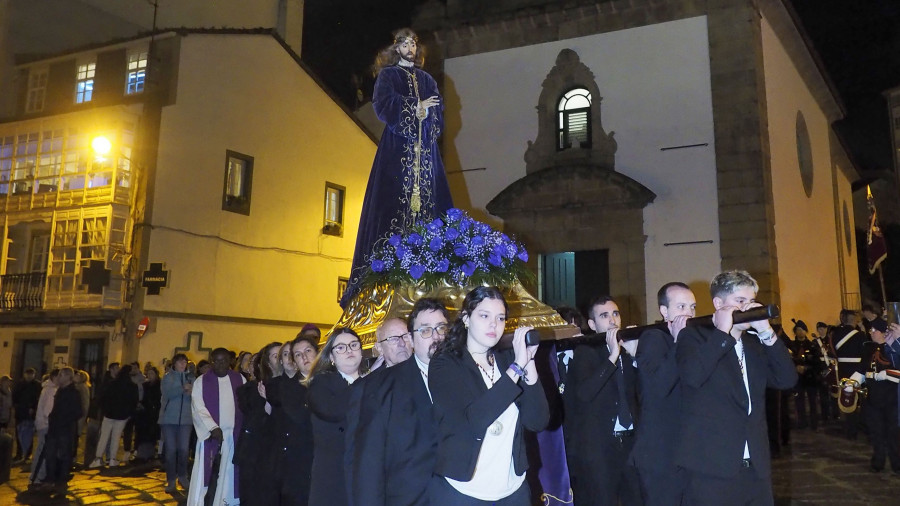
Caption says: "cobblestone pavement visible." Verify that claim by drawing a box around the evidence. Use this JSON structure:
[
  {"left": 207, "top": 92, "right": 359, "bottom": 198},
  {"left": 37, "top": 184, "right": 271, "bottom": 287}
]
[{"left": 0, "top": 421, "right": 897, "bottom": 504}]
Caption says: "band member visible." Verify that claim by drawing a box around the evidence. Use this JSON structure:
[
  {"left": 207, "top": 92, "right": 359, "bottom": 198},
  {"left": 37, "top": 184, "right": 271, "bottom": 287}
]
[
  {"left": 631, "top": 282, "right": 696, "bottom": 506},
  {"left": 814, "top": 322, "right": 837, "bottom": 421},
  {"left": 860, "top": 319, "right": 900, "bottom": 473},
  {"left": 830, "top": 309, "right": 867, "bottom": 439},
  {"left": 791, "top": 320, "right": 825, "bottom": 430},
  {"left": 563, "top": 295, "right": 641, "bottom": 506},
  {"left": 676, "top": 270, "right": 797, "bottom": 506}
]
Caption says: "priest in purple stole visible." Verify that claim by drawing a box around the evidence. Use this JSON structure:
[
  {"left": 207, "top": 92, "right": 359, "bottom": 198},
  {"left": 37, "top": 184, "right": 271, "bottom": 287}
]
[{"left": 188, "top": 348, "right": 245, "bottom": 506}]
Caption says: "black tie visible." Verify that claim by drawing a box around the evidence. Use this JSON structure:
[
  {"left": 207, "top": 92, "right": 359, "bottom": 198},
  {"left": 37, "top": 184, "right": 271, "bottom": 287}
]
[
  {"left": 557, "top": 352, "right": 568, "bottom": 386},
  {"left": 616, "top": 355, "right": 633, "bottom": 428}
]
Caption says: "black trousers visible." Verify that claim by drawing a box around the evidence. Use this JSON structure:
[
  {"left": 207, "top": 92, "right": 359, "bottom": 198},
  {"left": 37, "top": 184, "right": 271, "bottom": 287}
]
[
  {"left": 795, "top": 383, "right": 819, "bottom": 429},
  {"left": 636, "top": 466, "right": 684, "bottom": 506},
  {"left": 684, "top": 463, "right": 773, "bottom": 506},
  {"left": 428, "top": 475, "right": 530, "bottom": 505},
  {"left": 818, "top": 382, "right": 835, "bottom": 421},
  {"left": 570, "top": 433, "right": 642, "bottom": 506},
  {"left": 43, "top": 431, "right": 75, "bottom": 486},
  {"left": 864, "top": 398, "right": 900, "bottom": 472}
]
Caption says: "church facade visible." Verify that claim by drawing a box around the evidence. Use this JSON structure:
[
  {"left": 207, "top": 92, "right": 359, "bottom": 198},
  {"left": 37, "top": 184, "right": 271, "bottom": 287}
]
[{"left": 419, "top": 0, "right": 860, "bottom": 324}]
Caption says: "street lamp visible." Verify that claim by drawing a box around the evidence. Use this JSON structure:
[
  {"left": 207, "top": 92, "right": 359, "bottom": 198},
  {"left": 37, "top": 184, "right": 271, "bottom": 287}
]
[{"left": 91, "top": 135, "right": 111, "bottom": 161}]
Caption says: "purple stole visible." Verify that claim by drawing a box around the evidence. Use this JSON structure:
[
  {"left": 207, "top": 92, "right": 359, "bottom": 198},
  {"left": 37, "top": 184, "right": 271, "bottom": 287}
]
[{"left": 201, "top": 370, "right": 244, "bottom": 497}]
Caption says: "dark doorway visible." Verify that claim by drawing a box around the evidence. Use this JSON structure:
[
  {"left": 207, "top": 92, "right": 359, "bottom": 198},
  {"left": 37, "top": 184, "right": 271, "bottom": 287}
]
[
  {"left": 542, "top": 249, "right": 609, "bottom": 312},
  {"left": 20, "top": 339, "right": 50, "bottom": 378},
  {"left": 74, "top": 338, "right": 106, "bottom": 389}
]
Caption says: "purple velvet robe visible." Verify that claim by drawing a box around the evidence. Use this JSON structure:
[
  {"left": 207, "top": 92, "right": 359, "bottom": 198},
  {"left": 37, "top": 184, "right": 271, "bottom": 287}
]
[{"left": 342, "top": 64, "right": 453, "bottom": 307}]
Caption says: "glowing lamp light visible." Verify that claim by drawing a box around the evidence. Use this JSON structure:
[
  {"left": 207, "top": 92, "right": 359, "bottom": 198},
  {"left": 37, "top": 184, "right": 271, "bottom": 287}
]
[{"left": 91, "top": 136, "right": 112, "bottom": 157}]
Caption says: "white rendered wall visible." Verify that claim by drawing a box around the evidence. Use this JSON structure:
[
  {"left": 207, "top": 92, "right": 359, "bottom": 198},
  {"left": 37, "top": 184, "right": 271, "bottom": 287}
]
[{"left": 443, "top": 16, "right": 721, "bottom": 321}]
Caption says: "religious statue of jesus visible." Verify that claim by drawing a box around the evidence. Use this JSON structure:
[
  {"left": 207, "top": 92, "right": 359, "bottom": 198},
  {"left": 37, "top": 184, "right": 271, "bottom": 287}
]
[{"left": 341, "top": 28, "right": 454, "bottom": 307}]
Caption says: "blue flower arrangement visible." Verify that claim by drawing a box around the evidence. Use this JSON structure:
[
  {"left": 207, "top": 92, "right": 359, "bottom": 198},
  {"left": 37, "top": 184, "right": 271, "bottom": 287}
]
[{"left": 363, "top": 208, "right": 532, "bottom": 289}]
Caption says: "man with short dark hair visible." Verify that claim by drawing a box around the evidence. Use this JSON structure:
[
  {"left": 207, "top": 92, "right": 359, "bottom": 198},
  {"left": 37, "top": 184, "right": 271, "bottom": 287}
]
[
  {"left": 12, "top": 367, "right": 41, "bottom": 462},
  {"left": 347, "top": 297, "right": 449, "bottom": 506},
  {"left": 564, "top": 295, "right": 641, "bottom": 506},
  {"left": 814, "top": 321, "right": 836, "bottom": 422},
  {"left": 631, "top": 282, "right": 695, "bottom": 505},
  {"left": 676, "top": 270, "right": 797, "bottom": 505}
]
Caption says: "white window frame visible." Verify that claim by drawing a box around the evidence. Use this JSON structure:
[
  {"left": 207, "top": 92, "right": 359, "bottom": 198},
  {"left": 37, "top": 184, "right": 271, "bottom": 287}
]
[
  {"left": 75, "top": 60, "right": 96, "bottom": 104},
  {"left": 25, "top": 67, "right": 49, "bottom": 113},
  {"left": 125, "top": 50, "right": 148, "bottom": 95}
]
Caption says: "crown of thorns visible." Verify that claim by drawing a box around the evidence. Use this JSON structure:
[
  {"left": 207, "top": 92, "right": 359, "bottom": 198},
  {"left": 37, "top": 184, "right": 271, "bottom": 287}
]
[{"left": 394, "top": 34, "right": 418, "bottom": 44}]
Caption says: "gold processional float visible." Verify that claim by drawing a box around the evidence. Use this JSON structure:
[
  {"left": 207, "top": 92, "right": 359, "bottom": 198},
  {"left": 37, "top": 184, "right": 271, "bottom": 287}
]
[{"left": 328, "top": 208, "right": 578, "bottom": 349}]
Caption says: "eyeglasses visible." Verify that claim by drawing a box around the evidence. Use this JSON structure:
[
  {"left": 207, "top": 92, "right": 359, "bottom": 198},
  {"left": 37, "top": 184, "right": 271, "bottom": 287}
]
[
  {"left": 414, "top": 323, "right": 449, "bottom": 339},
  {"left": 332, "top": 341, "right": 361, "bottom": 354},
  {"left": 378, "top": 333, "right": 410, "bottom": 345}
]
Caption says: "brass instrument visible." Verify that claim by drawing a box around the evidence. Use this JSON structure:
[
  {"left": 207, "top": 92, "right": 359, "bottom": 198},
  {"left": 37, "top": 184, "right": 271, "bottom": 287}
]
[{"left": 837, "top": 377, "right": 867, "bottom": 414}]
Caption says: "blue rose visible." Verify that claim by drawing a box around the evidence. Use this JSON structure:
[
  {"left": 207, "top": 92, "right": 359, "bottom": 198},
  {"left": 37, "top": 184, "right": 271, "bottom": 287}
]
[
  {"left": 429, "top": 236, "right": 443, "bottom": 251},
  {"left": 478, "top": 223, "right": 492, "bottom": 235},
  {"left": 427, "top": 218, "right": 444, "bottom": 233},
  {"left": 453, "top": 243, "right": 468, "bottom": 257},
  {"left": 395, "top": 246, "right": 407, "bottom": 260},
  {"left": 436, "top": 259, "right": 449, "bottom": 272},
  {"left": 372, "top": 259, "right": 385, "bottom": 272},
  {"left": 445, "top": 228, "right": 460, "bottom": 241},
  {"left": 492, "top": 244, "right": 506, "bottom": 257},
  {"left": 407, "top": 233, "right": 423, "bottom": 246},
  {"left": 388, "top": 234, "right": 401, "bottom": 247},
  {"left": 488, "top": 253, "right": 504, "bottom": 267},
  {"left": 462, "top": 261, "right": 477, "bottom": 277},
  {"left": 446, "top": 208, "right": 463, "bottom": 221},
  {"left": 459, "top": 219, "right": 470, "bottom": 233},
  {"left": 472, "top": 236, "right": 485, "bottom": 247},
  {"left": 409, "top": 264, "right": 426, "bottom": 280},
  {"left": 517, "top": 247, "right": 529, "bottom": 263}
]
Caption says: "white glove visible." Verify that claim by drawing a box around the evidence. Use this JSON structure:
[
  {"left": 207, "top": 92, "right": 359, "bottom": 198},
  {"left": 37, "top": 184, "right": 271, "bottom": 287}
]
[
  {"left": 874, "top": 370, "right": 888, "bottom": 381},
  {"left": 850, "top": 371, "right": 865, "bottom": 385}
]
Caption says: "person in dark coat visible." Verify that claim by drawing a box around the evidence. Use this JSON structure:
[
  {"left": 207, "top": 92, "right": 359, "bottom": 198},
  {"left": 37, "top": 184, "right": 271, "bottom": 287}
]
[
  {"left": 267, "top": 337, "right": 317, "bottom": 506},
  {"left": 90, "top": 364, "right": 138, "bottom": 468},
  {"left": 676, "top": 270, "right": 797, "bottom": 506},
  {"left": 235, "top": 342, "right": 280, "bottom": 505},
  {"left": 831, "top": 308, "right": 867, "bottom": 440},
  {"left": 12, "top": 367, "right": 41, "bottom": 462},
  {"left": 308, "top": 328, "right": 364, "bottom": 506},
  {"left": 428, "top": 286, "right": 549, "bottom": 505},
  {"left": 631, "top": 282, "right": 696, "bottom": 506},
  {"left": 42, "top": 367, "right": 83, "bottom": 497},
  {"left": 134, "top": 366, "right": 161, "bottom": 460},
  {"left": 346, "top": 297, "right": 449, "bottom": 506},
  {"left": 563, "top": 295, "right": 641, "bottom": 506}
]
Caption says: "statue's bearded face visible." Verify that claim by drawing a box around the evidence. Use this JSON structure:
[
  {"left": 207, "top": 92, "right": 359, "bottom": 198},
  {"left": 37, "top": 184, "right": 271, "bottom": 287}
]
[{"left": 397, "top": 38, "right": 417, "bottom": 62}]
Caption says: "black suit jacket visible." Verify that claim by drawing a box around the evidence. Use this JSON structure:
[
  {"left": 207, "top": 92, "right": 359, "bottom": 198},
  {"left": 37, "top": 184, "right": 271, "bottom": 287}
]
[
  {"left": 630, "top": 327, "right": 680, "bottom": 472},
  {"left": 308, "top": 371, "right": 353, "bottom": 506},
  {"left": 268, "top": 374, "right": 314, "bottom": 502},
  {"left": 429, "top": 348, "right": 549, "bottom": 481},
  {"left": 346, "top": 358, "right": 436, "bottom": 506},
  {"left": 675, "top": 326, "right": 797, "bottom": 479}
]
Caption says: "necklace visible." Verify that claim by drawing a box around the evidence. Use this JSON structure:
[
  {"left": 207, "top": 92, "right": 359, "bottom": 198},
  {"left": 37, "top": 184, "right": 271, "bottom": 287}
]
[
  {"left": 475, "top": 353, "right": 496, "bottom": 384},
  {"left": 737, "top": 339, "right": 746, "bottom": 374}
]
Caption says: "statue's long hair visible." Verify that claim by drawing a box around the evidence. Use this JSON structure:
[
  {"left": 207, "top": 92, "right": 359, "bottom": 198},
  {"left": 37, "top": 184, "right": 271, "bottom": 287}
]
[{"left": 374, "top": 27, "right": 426, "bottom": 75}]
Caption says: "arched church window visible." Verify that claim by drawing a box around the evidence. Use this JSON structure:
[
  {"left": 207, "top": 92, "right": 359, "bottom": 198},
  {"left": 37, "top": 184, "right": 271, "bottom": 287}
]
[{"left": 558, "top": 88, "right": 592, "bottom": 150}]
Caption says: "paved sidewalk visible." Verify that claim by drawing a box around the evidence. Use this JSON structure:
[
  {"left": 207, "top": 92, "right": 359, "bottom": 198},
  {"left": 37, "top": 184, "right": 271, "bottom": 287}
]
[{"left": 0, "top": 421, "right": 897, "bottom": 504}]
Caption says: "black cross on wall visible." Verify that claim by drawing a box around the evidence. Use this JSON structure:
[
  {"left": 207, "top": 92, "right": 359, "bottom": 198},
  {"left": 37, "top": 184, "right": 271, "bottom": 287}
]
[
  {"left": 142, "top": 262, "right": 169, "bottom": 295},
  {"left": 81, "top": 260, "right": 111, "bottom": 295}
]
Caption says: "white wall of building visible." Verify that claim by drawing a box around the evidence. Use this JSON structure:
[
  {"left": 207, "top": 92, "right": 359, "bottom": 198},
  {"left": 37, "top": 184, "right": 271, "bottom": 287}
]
[
  {"left": 443, "top": 16, "right": 721, "bottom": 321},
  {"left": 145, "top": 34, "right": 375, "bottom": 334},
  {"left": 761, "top": 15, "right": 849, "bottom": 326}
]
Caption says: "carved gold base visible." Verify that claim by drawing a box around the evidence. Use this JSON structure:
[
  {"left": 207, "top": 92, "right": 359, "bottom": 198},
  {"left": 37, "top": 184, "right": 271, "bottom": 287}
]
[{"left": 331, "top": 279, "right": 576, "bottom": 348}]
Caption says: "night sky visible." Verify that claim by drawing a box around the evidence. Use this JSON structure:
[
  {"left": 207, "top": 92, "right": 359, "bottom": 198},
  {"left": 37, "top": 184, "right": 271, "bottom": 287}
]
[{"left": 302, "top": 0, "right": 900, "bottom": 172}]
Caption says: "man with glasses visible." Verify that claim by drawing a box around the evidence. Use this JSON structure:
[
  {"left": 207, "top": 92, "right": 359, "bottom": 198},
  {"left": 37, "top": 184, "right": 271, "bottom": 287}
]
[
  {"left": 347, "top": 298, "right": 449, "bottom": 506},
  {"left": 372, "top": 318, "right": 413, "bottom": 371}
]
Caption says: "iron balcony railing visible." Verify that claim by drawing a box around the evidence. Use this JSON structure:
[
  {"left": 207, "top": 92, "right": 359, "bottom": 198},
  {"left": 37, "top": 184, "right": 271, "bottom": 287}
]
[{"left": 0, "top": 272, "right": 46, "bottom": 310}]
